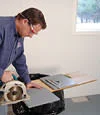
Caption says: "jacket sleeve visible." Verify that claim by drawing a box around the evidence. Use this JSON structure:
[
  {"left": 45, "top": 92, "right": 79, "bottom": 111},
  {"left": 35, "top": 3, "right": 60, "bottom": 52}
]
[
  {"left": 12, "top": 52, "right": 31, "bottom": 84},
  {"left": 0, "top": 68, "right": 4, "bottom": 79},
  {"left": 0, "top": 26, "right": 4, "bottom": 46},
  {"left": 0, "top": 26, "right": 4, "bottom": 78}
]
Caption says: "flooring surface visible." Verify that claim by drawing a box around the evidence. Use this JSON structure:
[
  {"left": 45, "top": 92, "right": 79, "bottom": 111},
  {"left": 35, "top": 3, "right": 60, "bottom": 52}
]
[{"left": 58, "top": 94, "right": 100, "bottom": 115}]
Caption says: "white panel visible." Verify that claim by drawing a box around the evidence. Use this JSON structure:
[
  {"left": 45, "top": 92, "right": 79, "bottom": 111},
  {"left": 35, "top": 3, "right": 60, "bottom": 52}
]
[{"left": 0, "top": 0, "right": 23, "bottom": 15}]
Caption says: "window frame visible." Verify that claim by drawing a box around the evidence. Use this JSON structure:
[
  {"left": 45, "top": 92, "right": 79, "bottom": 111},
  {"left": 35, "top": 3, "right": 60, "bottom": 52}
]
[{"left": 73, "top": 0, "right": 100, "bottom": 35}]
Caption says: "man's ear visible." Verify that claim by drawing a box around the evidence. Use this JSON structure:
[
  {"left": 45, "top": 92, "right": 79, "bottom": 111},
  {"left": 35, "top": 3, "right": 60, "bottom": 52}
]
[{"left": 23, "top": 19, "right": 28, "bottom": 24}]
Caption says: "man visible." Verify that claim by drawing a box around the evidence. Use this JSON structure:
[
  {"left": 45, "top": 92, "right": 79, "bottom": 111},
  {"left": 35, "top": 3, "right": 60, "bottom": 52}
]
[{"left": 0, "top": 8, "right": 47, "bottom": 88}]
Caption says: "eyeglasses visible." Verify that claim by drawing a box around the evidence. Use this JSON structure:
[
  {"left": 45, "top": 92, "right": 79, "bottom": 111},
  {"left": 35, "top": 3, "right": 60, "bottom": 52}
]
[
  {"left": 30, "top": 24, "right": 38, "bottom": 34},
  {"left": 19, "top": 13, "right": 37, "bottom": 34}
]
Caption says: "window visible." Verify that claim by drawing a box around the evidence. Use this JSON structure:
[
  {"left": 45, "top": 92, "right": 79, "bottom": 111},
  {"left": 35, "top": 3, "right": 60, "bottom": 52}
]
[{"left": 74, "top": 0, "right": 100, "bottom": 33}]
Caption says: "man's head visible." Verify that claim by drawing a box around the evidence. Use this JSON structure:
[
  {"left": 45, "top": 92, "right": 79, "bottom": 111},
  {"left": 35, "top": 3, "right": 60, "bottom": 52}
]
[{"left": 15, "top": 8, "right": 47, "bottom": 38}]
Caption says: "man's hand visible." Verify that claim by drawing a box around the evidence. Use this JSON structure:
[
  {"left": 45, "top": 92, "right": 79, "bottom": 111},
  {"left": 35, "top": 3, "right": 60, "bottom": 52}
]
[
  {"left": 26, "top": 81, "right": 42, "bottom": 89},
  {"left": 1, "top": 71, "right": 14, "bottom": 82}
]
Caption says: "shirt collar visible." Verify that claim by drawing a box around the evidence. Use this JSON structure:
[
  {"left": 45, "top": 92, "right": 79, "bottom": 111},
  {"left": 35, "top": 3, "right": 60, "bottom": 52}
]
[{"left": 13, "top": 17, "right": 22, "bottom": 38}]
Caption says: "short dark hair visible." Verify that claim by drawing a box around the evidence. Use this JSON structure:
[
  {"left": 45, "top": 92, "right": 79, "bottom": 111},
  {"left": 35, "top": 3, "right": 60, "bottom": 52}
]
[{"left": 16, "top": 8, "right": 47, "bottom": 29}]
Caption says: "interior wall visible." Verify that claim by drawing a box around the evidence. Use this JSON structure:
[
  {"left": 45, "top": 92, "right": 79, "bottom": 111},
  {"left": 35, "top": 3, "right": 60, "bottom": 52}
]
[{"left": 1, "top": 0, "right": 100, "bottom": 98}]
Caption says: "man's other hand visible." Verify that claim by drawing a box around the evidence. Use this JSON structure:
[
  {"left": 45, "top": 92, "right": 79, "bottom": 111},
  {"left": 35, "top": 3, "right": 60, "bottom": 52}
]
[{"left": 26, "top": 81, "right": 42, "bottom": 89}]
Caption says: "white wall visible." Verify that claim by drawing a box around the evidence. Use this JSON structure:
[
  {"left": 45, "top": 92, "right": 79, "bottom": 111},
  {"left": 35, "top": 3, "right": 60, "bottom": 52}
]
[{"left": 1, "top": 0, "right": 100, "bottom": 98}]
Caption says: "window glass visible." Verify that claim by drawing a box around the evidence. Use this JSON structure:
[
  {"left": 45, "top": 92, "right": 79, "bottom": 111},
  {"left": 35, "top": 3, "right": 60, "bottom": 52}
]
[{"left": 76, "top": 0, "right": 100, "bottom": 32}]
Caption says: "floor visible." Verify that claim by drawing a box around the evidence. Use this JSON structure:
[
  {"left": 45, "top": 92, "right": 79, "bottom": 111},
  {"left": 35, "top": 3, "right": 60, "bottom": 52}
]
[
  {"left": 7, "top": 94, "right": 100, "bottom": 115},
  {"left": 58, "top": 94, "right": 100, "bottom": 115}
]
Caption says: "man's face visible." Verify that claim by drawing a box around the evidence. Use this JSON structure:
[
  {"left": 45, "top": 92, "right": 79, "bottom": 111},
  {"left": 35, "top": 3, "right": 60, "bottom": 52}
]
[{"left": 19, "top": 19, "right": 42, "bottom": 38}]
